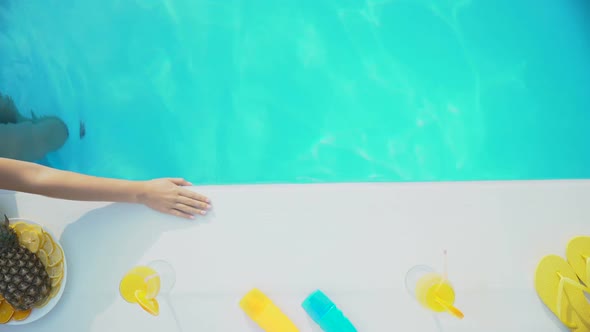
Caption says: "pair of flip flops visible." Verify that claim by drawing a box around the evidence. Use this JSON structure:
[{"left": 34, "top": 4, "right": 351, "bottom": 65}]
[{"left": 535, "top": 236, "right": 590, "bottom": 331}]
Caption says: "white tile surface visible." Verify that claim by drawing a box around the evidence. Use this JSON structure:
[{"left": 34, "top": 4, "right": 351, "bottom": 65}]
[{"left": 1, "top": 180, "right": 587, "bottom": 331}]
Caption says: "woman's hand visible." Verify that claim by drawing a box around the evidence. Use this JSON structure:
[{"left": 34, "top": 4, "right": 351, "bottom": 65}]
[
  {"left": 0, "top": 158, "right": 210, "bottom": 219},
  {"left": 136, "top": 178, "right": 211, "bottom": 219}
]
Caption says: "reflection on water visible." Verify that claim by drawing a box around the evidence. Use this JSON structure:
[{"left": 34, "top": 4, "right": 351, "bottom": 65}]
[{"left": 0, "top": 0, "right": 589, "bottom": 182}]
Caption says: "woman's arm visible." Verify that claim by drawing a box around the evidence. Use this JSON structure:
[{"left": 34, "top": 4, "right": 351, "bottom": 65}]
[{"left": 0, "top": 158, "right": 210, "bottom": 219}]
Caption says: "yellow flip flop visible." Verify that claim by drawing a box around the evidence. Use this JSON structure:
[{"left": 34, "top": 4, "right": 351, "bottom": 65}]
[
  {"left": 535, "top": 255, "right": 590, "bottom": 331},
  {"left": 567, "top": 236, "right": 590, "bottom": 286}
]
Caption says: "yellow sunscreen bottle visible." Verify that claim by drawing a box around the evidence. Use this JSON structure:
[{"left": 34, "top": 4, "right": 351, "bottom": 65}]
[{"left": 240, "top": 288, "right": 299, "bottom": 332}]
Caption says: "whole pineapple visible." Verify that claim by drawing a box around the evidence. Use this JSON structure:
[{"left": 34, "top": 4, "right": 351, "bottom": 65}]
[{"left": 0, "top": 215, "right": 51, "bottom": 310}]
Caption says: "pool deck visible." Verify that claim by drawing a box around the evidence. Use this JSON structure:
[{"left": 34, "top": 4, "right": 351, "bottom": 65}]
[{"left": 1, "top": 180, "right": 588, "bottom": 331}]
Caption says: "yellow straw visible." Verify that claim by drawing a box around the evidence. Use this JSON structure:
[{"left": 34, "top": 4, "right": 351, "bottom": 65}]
[
  {"left": 434, "top": 249, "right": 464, "bottom": 319},
  {"left": 435, "top": 296, "right": 464, "bottom": 319}
]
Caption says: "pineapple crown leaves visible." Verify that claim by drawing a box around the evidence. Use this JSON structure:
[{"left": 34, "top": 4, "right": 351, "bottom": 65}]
[{"left": 0, "top": 214, "right": 19, "bottom": 251}]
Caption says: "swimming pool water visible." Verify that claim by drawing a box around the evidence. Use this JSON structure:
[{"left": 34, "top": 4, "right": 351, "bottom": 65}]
[{"left": 1, "top": 0, "right": 589, "bottom": 184}]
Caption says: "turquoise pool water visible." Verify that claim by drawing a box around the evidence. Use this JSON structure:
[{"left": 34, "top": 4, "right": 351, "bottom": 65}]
[{"left": 1, "top": 0, "right": 589, "bottom": 184}]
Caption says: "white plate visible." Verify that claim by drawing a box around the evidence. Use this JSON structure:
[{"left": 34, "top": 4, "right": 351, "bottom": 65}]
[{"left": 5, "top": 218, "right": 67, "bottom": 325}]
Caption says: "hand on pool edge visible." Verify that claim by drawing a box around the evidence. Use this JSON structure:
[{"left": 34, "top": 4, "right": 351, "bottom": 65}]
[
  {"left": 0, "top": 158, "right": 211, "bottom": 220},
  {"left": 136, "top": 178, "right": 211, "bottom": 220}
]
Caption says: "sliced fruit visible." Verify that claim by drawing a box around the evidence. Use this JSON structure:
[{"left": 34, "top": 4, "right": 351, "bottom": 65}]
[
  {"left": 26, "top": 222, "right": 43, "bottom": 235},
  {"left": 48, "top": 245, "right": 63, "bottom": 267},
  {"left": 19, "top": 230, "right": 41, "bottom": 253},
  {"left": 0, "top": 301, "right": 15, "bottom": 324},
  {"left": 10, "top": 222, "right": 30, "bottom": 234},
  {"left": 12, "top": 308, "right": 31, "bottom": 321},
  {"left": 28, "top": 225, "right": 45, "bottom": 249},
  {"left": 38, "top": 249, "right": 49, "bottom": 267},
  {"left": 49, "top": 284, "right": 60, "bottom": 299},
  {"left": 119, "top": 266, "right": 159, "bottom": 303},
  {"left": 41, "top": 233, "right": 54, "bottom": 255},
  {"left": 120, "top": 273, "right": 146, "bottom": 303},
  {"left": 44, "top": 230, "right": 57, "bottom": 243},
  {"left": 51, "top": 273, "right": 63, "bottom": 288},
  {"left": 34, "top": 294, "right": 51, "bottom": 308},
  {"left": 47, "top": 261, "right": 64, "bottom": 279},
  {"left": 135, "top": 290, "right": 159, "bottom": 316},
  {"left": 38, "top": 238, "right": 45, "bottom": 251}
]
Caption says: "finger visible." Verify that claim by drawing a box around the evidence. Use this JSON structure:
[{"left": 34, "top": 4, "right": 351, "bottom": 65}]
[
  {"left": 175, "top": 203, "right": 206, "bottom": 216},
  {"left": 169, "top": 178, "right": 193, "bottom": 186},
  {"left": 169, "top": 208, "right": 195, "bottom": 220},
  {"left": 177, "top": 196, "right": 210, "bottom": 210},
  {"left": 179, "top": 188, "right": 210, "bottom": 203}
]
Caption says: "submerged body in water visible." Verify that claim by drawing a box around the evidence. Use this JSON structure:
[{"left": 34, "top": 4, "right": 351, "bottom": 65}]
[{"left": 0, "top": 92, "right": 69, "bottom": 161}]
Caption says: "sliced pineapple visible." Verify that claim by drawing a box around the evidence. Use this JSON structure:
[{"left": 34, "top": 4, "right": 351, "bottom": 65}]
[
  {"left": 48, "top": 245, "right": 63, "bottom": 267},
  {"left": 10, "top": 222, "right": 30, "bottom": 235},
  {"left": 37, "top": 232, "right": 46, "bottom": 249},
  {"left": 0, "top": 301, "right": 15, "bottom": 324},
  {"left": 12, "top": 221, "right": 43, "bottom": 238},
  {"left": 26, "top": 223, "right": 44, "bottom": 237},
  {"left": 51, "top": 274, "right": 63, "bottom": 288},
  {"left": 41, "top": 233, "right": 54, "bottom": 255},
  {"left": 12, "top": 308, "right": 31, "bottom": 321},
  {"left": 47, "top": 261, "right": 64, "bottom": 279},
  {"left": 37, "top": 249, "right": 50, "bottom": 267},
  {"left": 49, "top": 283, "right": 60, "bottom": 299},
  {"left": 19, "top": 230, "right": 41, "bottom": 253}
]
